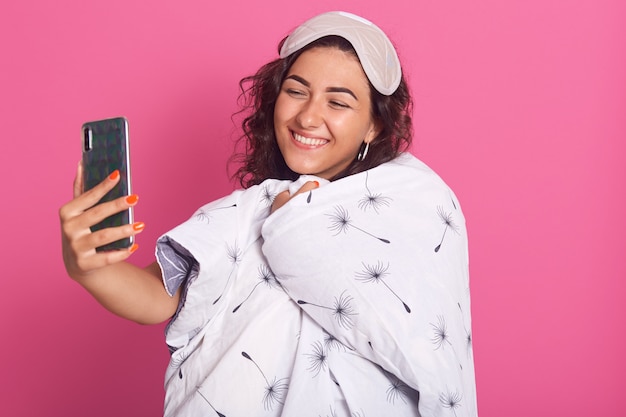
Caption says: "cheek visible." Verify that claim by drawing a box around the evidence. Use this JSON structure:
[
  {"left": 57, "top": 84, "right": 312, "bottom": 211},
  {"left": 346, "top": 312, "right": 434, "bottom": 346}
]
[
  {"left": 273, "top": 94, "right": 293, "bottom": 124},
  {"left": 330, "top": 116, "right": 373, "bottom": 144},
  {"left": 273, "top": 99, "right": 282, "bottom": 126}
]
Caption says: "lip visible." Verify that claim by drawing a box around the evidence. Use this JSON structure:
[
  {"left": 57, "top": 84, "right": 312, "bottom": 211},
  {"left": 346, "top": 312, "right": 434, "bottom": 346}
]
[{"left": 291, "top": 130, "right": 329, "bottom": 149}]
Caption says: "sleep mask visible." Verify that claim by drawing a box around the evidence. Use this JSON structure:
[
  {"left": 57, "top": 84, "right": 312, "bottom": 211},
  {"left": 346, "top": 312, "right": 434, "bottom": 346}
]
[{"left": 279, "top": 11, "right": 402, "bottom": 96}]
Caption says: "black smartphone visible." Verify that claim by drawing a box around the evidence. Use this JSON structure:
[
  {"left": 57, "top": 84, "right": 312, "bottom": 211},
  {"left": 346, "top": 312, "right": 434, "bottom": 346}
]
[{"left": 82, "top": 116, "right": 133, "bottom": 251}]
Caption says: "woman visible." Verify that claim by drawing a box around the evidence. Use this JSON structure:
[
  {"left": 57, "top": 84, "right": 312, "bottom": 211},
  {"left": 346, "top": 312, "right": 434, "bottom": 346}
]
[{"left": 60, "top": 11, "right": 477, "bottom": 417}]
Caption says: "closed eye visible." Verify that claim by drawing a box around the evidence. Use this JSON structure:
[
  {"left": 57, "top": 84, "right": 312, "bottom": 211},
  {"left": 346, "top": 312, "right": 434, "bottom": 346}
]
[
  {"left": 329, "top": 100, "right": 350, "bottom": 109},
  {"left": 285, "top": 88, "right": 306, "bottom": 97}
]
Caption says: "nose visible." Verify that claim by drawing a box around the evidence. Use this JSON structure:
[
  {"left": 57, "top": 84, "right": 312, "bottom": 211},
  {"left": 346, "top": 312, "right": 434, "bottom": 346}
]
[{"left": 295, "top": 98, "right": 323, "bottom": 129}]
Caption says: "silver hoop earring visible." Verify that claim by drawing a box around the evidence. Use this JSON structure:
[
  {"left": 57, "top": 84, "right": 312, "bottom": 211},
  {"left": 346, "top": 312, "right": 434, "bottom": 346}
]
[{"left": 357, "top": 142, "right": 370, "bottom": 162}]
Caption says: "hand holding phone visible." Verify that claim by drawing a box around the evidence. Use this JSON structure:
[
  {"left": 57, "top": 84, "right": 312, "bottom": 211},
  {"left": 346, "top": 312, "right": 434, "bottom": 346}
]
[{"left": 82, "top": 117, "right": 133, "bottom": 251}]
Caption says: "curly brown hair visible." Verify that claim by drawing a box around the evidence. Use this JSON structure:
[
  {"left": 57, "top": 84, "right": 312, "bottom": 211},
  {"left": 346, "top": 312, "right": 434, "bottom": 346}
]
[{"left": 231, "top": 35, "right": 413, "bottom": 188}]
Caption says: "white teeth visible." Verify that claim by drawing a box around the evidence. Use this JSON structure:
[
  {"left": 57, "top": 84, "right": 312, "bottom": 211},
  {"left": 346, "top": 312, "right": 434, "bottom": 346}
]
[{"left": 293, "top": 132, "right": 327, "bottom": 146}]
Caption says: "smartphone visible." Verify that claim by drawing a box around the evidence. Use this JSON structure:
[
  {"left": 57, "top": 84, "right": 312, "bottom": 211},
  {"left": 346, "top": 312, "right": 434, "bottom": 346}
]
[{"left": 82, "top": 116, "right": 133, "bottom": 251}]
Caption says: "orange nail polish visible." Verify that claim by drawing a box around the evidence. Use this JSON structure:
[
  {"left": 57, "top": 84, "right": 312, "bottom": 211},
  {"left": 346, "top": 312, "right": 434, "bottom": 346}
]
[
  {"left": 313, "top": 181, "right": 320, "bottom": 187},
  {"left": 129, "top": 243, "right": 139, "bottom": 253},
  {"left": 125, "top": 194, "right": 139, "bottom": 205},
  {"left": 109, "top": 170, "right": 120, "bottom": 180},
  {"left": 132, "top": 222, "right": 145, "bottom": 231}
]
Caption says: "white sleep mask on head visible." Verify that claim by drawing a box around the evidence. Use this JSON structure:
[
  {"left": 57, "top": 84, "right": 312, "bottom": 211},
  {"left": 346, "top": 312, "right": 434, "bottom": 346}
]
[{"left": 279, "top": 11, "right": 402, "bottom": 96}]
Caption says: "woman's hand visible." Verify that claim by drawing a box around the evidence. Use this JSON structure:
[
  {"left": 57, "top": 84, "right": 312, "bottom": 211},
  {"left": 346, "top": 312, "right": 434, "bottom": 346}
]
[
  {"left": 59, "top": 163, "right": 178, "bottom": 324},
  {"left": 271, "top": 180, "right": 319, "bottom": 214},
  {"left": 59, "top": 162, "right": 144, "bottom": 281}
]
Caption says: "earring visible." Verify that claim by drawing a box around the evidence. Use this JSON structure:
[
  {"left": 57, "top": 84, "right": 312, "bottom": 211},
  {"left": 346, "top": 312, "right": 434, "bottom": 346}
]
[{"left": 357, "top": 142, "right": 370, "bottom": 161}]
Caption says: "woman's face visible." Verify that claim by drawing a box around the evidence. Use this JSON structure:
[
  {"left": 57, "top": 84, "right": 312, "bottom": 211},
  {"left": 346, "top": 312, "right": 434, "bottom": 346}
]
[{"left": 273, "top": 46, "right": 379, "bottom": 180}]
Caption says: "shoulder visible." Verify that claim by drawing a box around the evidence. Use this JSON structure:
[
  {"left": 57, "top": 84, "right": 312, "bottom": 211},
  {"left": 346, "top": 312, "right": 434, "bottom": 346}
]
[{"left": 375, "top": 153, "right": 454, "bottom": 191}]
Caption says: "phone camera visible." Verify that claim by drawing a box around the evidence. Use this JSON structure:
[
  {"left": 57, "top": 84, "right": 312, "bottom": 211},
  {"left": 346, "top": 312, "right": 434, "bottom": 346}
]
[{"left": 83, "top": 127, "right": 93, "bottom": 152}]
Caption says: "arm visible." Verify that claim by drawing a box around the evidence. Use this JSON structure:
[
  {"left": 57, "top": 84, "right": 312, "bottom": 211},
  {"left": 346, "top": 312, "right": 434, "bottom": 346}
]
[
  {"left": 59, "top": 163, "right": 179, "bottom": 324},
  {"left": 72, "top": 261, "right": 180, "bottom": 325}
]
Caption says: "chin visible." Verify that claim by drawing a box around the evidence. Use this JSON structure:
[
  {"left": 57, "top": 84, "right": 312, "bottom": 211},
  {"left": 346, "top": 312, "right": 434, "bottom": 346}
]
[
  {"left": 287, "top": 165, "right": 315, "bottom": 177},
  {"left": 284, "top": 158, "right": 316, "bottom": 176}
]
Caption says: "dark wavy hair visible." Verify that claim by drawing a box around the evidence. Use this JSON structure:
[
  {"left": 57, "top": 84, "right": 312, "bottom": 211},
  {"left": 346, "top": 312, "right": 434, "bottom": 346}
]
[{"left": 231, "top": 35, "right": 413, "bottom": 188}]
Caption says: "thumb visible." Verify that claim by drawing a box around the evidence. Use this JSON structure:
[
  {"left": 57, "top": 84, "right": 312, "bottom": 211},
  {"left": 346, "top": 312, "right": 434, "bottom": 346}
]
[
  {"left": 291, "top": 180, "right": 320, "bottom": 198},
  {"left": 271, "top": 181, "right": 320, "bottom": 214}
]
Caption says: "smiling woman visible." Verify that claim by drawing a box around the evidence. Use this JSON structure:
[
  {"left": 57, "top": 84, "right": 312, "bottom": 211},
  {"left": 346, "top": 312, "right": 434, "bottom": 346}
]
[
  {"left": 59, "top": 11, "right": 477, "bottom": 417},
  {"left": 233, "top": 30, "right": 414, "bottom": 187},
  {"left": 274, "top": 46, "right": 380, "bottom": 179}
]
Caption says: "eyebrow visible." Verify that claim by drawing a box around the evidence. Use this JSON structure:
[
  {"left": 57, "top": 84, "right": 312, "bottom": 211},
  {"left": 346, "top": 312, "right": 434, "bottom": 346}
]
[{"left": 285, "top": 75, "right": 358, "bottom": 100}]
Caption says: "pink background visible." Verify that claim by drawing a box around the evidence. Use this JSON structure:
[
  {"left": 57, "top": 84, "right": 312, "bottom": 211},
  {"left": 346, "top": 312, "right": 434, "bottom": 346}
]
[{"left": 1, "top": 0, "right": 624, "bottom": 416}]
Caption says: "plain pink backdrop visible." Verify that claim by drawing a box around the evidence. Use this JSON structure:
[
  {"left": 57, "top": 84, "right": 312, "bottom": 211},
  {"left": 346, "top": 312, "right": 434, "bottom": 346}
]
[{"left": 2, "top": 0, "right": 625, "bottom": 416}]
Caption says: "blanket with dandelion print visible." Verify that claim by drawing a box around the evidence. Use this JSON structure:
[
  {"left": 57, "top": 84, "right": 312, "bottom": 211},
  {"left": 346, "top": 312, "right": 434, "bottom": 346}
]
[{"left": 156, "top": 152, "right": 477, "bottom": 417}]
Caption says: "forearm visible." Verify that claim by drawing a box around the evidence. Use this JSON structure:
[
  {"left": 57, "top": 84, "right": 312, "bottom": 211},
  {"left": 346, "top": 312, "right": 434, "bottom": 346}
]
[{"left": 75, "top": 261, "right": 179, "bottom": 325}]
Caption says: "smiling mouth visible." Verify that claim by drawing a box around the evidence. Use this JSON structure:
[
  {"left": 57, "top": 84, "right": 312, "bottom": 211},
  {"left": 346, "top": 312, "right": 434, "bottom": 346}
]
[{"left": 293, "top": 132, "right": 328, "bottom": 146}]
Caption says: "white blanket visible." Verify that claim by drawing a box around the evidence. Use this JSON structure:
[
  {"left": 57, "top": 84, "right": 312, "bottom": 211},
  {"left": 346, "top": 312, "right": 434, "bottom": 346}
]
[{"left": 156, "top": 153, "right": 477, "bottom": 417}]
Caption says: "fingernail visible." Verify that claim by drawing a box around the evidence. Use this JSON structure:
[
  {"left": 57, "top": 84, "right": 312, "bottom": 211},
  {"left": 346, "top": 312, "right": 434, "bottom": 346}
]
[
  {"left": 132, "top": 222, "right": 145, "bottom": 231},
  {"left": 129, "top": 243, "right": 139, "bottom": 253},
  {"left": 125, "top": 194, "right": 139, "bottom": 205},
  {"left": 109, "top": 170, "right": 120, "bottom": 180},
  {"left": 313, "top": 181, "right": 320, "bottom": 187}
]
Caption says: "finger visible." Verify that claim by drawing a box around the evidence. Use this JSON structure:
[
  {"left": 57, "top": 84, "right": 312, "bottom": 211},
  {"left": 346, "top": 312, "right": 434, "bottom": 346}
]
[
  {"left": 61, "top": 170, "right": 122, "bottom": 220},
  {"left": 73, "top": 194, "right": 139, "bottom": 234},
  {"left": 73, "top": 221, "right": 145, "bottom": 257},
  {"left": 271, "top": 190, "right": 291, "bottom": 213},
  {"left": 74, "top": 242, "right": 140, "bottom": 273},
  {"left": 80, "top": 169, "right": 122, "bottom": 209},
  {"left": 270, "top": 181, "right": 320, "bottom": 214},
  {"left": 73, "top": 161, "right": 84, "bottom": 198},
  {"left": 60, "top": 193, "right": 139, "bottom": 248},
  {"left": 291, "top": 180, "right": 320, "bottom": 198}
]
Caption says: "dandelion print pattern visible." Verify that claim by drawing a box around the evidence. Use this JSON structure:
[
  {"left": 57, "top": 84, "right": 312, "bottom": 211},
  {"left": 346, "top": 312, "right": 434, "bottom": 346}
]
[
  {"left": 261, "top": 184, "right": 275, "bottom": 206},
  {"left": 458, "top": 303, "right": 473, "bottom": 358},
  {"left": 305, "top": 341, "right": 328, "bottom": 377},
  {"left": 434, "top": 205, "right": 460, "bottom": 252},
  {"left": 297, "top": 291, "right": 357, "bottom": 330},
  {"left": 232, "top": 264, "right": 279, "bottom": 313},
  {"left": 430, "top": 315, "right": 452, "bottom": 350},
  {"left": 358, "top": 171, "right": 391, "bottom": 213},
  {"left": 386, "top": 374, "right": 411, "bottom": 404},
  {"left": 356, "top": 261, "right": 411, "bottom": 313},
  {"left": 194, "top": 203, "right": 237, "bottom": 224},
  {"left": 323, "top": 330, "right": 352, "bottom": 352},
  {"left": 439, "top": 389, "right": 463, "bottom": 417},
  {"left": 465, "top": 330, "right": 473, "bottom": 358},
  {"left": 327, "top": 206, "right": 390, "bottom": 244},
  {"left": 450, "top": 193, "right": 457, "bottom": 210},
  {"left": 213, "top": 242, "right": 242, "bottom": 304},
  {"left": 241, "top": 351, "right": 288, "bottom": 411},
  {"left": 322, "top": 406, "right": 337, "bottom": 417},
  {"left": 194, "top": 209, "right": 210, "bottom": 223},
  {"left": 170, "top": 349, "right": 191, "bottom": 379},
  {"left": 197, "top": 390, "right": 226, "bottom": 417},
  {"left": 431, "top": 315, "right": 463, "bottom": 369}
]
